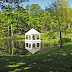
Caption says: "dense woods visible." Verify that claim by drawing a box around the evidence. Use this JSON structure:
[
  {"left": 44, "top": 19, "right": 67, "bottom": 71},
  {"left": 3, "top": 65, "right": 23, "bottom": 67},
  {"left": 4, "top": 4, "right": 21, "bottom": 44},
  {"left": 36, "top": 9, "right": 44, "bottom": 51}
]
[{"left": 0, "top": 0, "right": 72, "bottom": 48}]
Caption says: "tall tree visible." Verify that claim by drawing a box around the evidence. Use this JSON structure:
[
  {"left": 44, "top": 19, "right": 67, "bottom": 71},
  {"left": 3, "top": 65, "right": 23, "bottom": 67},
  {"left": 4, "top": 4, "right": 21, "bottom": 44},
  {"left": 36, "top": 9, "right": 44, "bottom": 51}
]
[
  {"left": 66, "top": 8, "right": 72, "bottom": 29},
  {"left": 47, "top": 0, "right": 70, "bottom": 48},
  {"left": 25, "top": 4, "right": 43, "bottom": 31},
  {"left": 3, "top": 4, "right": 13, "bottom": 38},
  {"left": 13, "top": 6, "right": 29, "bottom": 34}
]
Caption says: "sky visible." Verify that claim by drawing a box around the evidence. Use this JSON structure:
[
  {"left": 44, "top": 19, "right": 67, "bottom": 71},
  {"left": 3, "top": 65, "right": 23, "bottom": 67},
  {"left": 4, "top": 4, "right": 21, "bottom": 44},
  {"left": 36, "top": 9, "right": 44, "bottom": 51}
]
[
  {"left": 22, "top": 0, "right": 72, "bottom": 10},
  {"left": 0, "top": 0, "right": 72, "bottom": 12}
]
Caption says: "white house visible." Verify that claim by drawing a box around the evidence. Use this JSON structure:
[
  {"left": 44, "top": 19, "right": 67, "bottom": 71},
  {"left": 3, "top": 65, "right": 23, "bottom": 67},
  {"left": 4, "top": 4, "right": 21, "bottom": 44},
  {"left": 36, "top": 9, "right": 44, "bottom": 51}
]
[{"left": 25, "top": 28, "right": 41, "bottom": 49}]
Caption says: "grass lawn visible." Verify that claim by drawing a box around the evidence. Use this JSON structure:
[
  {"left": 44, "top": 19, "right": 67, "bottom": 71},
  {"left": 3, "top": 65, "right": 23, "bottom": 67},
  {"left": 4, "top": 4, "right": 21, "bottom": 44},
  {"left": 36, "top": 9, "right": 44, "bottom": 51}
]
[
  {"left": 41, "top": 32, "right": 72, "bottom": 41},
  {"left": 0, "top": 35, "right": 25, "bottom": 41},
  {"left": 1, "top": 32, "right": 72, "bottom": 42},
  {"left": 0, "top": 42, "right": 72, "bottom": 72}
]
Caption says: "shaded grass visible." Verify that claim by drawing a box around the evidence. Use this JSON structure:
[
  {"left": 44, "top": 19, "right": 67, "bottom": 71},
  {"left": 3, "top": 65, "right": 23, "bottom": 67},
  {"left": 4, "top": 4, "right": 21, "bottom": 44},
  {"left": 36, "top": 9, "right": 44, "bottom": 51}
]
[
  {"left": 0, "top": 32, "right": 72, "bottom": 72},
  {"left": 0, "top": 44, "right": 72, "bottom": 72}
]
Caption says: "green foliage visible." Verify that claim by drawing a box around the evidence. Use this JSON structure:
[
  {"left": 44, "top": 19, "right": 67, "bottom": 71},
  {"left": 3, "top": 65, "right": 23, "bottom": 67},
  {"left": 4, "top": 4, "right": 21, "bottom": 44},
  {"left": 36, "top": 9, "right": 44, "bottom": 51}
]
[
  {"left": 0, "top": 1, "right": 72, "bottom": 48},
  {"left": 0, "top": 2, "right": 72, "bottom": 38},
  {"left": 47, "top": 31, "right": 57, "bottom": 39},
  {"left": 66, "top": 28, "right": 72, "bottom": 33},
  {"left": 58, "top": 38, "right": 71, "bottom": 44}
]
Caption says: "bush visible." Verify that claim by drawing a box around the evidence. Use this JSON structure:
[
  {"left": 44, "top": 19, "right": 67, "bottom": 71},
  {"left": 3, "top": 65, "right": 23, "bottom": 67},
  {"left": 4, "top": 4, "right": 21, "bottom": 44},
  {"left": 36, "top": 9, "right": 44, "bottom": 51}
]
[
  {"left": 66, "top": 28, "right": 72, "bottom": 34},
  {"left": 47, "top": 31, "right": 57, "bottom": 39},
  {"left": 58, "top": 38, "right": 71, "bottom": 44}
]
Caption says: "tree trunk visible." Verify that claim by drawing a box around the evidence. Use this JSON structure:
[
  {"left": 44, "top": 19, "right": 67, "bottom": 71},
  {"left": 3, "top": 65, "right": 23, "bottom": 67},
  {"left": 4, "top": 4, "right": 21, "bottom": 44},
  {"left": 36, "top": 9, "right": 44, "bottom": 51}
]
[
  {"left": 11, "top": 24, "right": 13, "bottom": 39},
  {"left": 11, "top": 40, "right": 14, "bottom": 55},
  {"left": 51, "top": 27, "right": 52, "bottom": 31},
  {"left": 51, "top": 19, "right": 52, "bottom": 31},
  {"left": 60, "top": 29, "right": 62, "bottom": 48},
  {"left": 19, "top": 28, "right": 20, "bottom": 35},
  {"left": 8, "top": 40, "right": 10, "bottom": 54},
  {"left": 59, "top": 22, "right": 62, "bottom": 48},
  {"left": 8, "top": 24, "right": 9, "bottom": 38},
  {"left": 19, "top": 24, "right": 21, "bottom": 35},
  {"left": 68, "top": 23, "right": 70, "bottom": 29},
  {"left": 8, "top": 19, "right": 9, "bottom": 38}
]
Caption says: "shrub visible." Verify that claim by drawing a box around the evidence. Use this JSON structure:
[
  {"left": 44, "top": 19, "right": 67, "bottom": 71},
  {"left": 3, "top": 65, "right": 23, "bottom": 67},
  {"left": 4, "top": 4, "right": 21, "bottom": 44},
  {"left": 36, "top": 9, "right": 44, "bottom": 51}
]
[
  {"left": 47, "top": 31, "right": 57, "bottom": 39},
  {"left": 66, "top": 28, "right": 72, "bottom": 34},
  {"left": 58, "top": 38, "right": 71, "bottom": 44}
]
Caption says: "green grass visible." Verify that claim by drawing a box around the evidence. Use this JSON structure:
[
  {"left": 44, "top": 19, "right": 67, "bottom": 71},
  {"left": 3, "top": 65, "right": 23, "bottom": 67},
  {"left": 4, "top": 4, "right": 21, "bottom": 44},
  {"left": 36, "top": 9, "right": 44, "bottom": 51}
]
[
  {"left": 41, "top": 32, "right": 72, "bottom": 41},
  {"left": 12, "top": 35, "right": 25, "bottom": 40},
  {"left": 0, "top": 32, "right": 72, "bottom": 72},
  {"left": 0, "top": 43, "right": 72, "bottom": 72},
  {"left": 0, "top": 35, "right": 25, "bottom": 41},
  {"left": 0, "top": 32, "right": 72, "bottom": 42}
]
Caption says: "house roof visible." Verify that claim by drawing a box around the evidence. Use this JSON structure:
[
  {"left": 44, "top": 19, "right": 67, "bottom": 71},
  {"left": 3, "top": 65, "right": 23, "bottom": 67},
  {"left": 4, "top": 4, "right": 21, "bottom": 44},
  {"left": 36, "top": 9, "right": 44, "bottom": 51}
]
[{"left": 25, "top": 28, "right": 40, "bottom": 35}]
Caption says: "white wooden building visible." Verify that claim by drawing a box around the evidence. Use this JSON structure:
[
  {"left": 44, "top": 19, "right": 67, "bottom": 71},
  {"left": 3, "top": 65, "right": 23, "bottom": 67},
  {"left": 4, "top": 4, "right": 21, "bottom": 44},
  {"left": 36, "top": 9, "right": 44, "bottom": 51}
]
[{"left": 25, "top": 28, "right": 41, "bottom": 50}]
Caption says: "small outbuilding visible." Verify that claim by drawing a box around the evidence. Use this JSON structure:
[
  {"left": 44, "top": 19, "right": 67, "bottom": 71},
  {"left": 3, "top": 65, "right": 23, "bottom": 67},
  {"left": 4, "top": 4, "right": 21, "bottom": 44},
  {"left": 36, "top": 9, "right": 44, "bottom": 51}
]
[{"left": 25, "top": 28, "right": 41, "bottom": 49}]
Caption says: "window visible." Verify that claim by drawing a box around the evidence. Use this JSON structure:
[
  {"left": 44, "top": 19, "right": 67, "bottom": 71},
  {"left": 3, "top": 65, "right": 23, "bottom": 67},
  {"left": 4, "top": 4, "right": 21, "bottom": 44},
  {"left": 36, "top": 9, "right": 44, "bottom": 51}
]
[
  {"left": 33, "top": 43, "right": 35, "bottom": 48},
  {"left": 37, "top": 35, "right": 39, "bottom": 39},
  {"left": 37, "top": 43, "right": 39, "bottom": 47},
  {"left": 26, "top": 35, "right": 28, "bottom": 40},
  {"left": 26, "top": 43, "right": 28, "bottom": 47},
  {"left": 33, "top": 35, "right": 35, "bottom": 40},
  {"left": 29, "top": 43, "right": 31, "bottom": 48},
  {"left": 29, "top": 35, "right": 31, "bottom": 40}
]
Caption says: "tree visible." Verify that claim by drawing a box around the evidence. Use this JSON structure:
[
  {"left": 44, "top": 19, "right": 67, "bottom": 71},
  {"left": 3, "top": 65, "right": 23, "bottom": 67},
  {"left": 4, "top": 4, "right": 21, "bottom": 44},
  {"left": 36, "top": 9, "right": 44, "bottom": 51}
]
[
  {"left": 0, "top": 13, "right": 4, "bottom": 37},
  {"left": 25, "top": 4, "right": 43, "bottom": 31},
  {"left": 13, "top": 6, "right": 29, "bottom": 34},
  {"left": 3, "top": 5, "right": 13, "bottom": 38},
  {"left": 0, "top": 0, "right": 29, "bottom": 11},
  {"left": 66, "top": 8, "right": 72, "bottom": 29},
  {"left": 47, "top": 0, "right": 70, "bottom": 48}
]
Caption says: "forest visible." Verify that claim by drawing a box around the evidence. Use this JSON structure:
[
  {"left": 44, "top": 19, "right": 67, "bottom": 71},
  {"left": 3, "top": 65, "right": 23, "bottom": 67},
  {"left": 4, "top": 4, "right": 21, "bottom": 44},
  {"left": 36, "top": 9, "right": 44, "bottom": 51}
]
[
  {"left": 0, "top": 0, "right": 72, "bottom": 47},
  {"left": 0, "top": 0, "right": 72, "bottom": 72}
]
